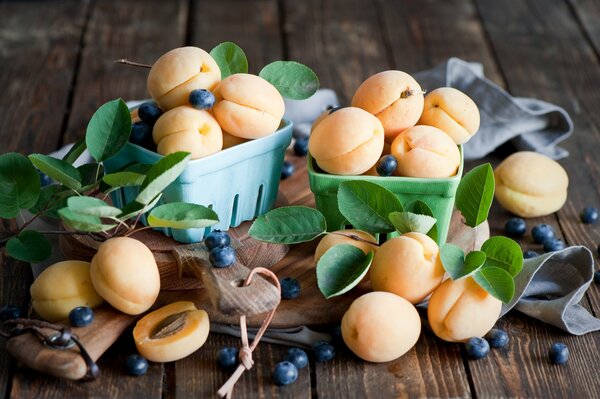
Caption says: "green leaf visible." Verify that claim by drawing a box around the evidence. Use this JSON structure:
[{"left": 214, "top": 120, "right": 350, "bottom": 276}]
[
  {"left": 440, "top": 244, "right": 465, "bottom": 280},
  {"left": 136, "top": 152, "right": 191, "bottom": 205},
  {"left": 455, "top": 163, "right": 495, "bottom": 228},
  {"left": 388, "top": 211, "right": 436, "bottom": 235},
  {"left": 62, "top": 136, "right": 87, "bottom": 164},
  {"left": 209, "top": 42, "right": 249, "bottom": 79},
  {"left": 58, "top": 208, "right": 116, "bottom": 232},
  {"left": 67, "top": 196, "right": 121, "bottom": 218},
  {"left": 0, "top": 153, "right": 41, "bottom": 218},
  {"left": 316, "top": 244, "right": 374, "bottom": 299},
  {"left": 77, "top": 163, "right": 103, "bottom": 192},
  {"left": 463, "top": 250, "right": 487, "bottom": 275},
  {"left": 473, "top": 266, "right": 515, "bottom": 303},
  {"left": 407, "top": 200, "right": 438, "bottom": 242},
  {"left": 118, "top": 194, "right": 162, "bottom": 220},
  {"left": 259, "top": 61, "right": 319, "bottom": 100},
  {"left": 29, "top": 185, "right": 73, "bottom": 218},
  {"left": 147, "top": 203, "right": 219, "bottom": 229},
  {"left": 248, "top": 206, "right": 327, "bottom": 244},
  {"left": 28, "top": 154, "right": 82, "bottom": 190},
  {"left": 481, "top": 236, "right": 523, "bottom": 277},
  {"left": 5, "top": 230, "right": 52, "bottom": 263},
  {"left": 103, "top": 171, "right": 145, "bottom": 188},
  {"left": 337, "top": 181, "right": 403, "bottom": 233},
  {"left": 85, "top": 98, "right": 132, "bottom": 162}
]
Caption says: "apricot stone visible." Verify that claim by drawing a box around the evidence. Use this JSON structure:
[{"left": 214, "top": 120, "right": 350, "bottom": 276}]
[
  {"left": 133, "top": 301, "right": 210, "bottom": 362},
  {"left": 341, "top": 291, "right": 421, "bottom": 362},
  {"left": 153, "top": 106, "right": 223, "bottom": 159},
  {"left": 90, "top": 237, "right": 160, "bottom": 315},
  {"left": 147, "top": 47, "right": 221, "bottom": 110},
  {"left": 370, "top": 232, "right": 444, "bottom": 304},
  {"left": 309, "top": 107, "right": 384, "bottom": 175},
  {"left": 351, "top": 70, "right": 424, "bottom": 142},
  {"left": 390, "top": 125, "right": 460, "bottom": 178},
  {"left": 427, "top": 277, "right": 502, "bottom": 342},
  {"left": 314, "top": 229, "right": 377, "bottom": 262},
  {"left": 30, "top": 260, "right": 104, "bottom": 322},
  {"left": 213, "top": 73, "right": 285, "bottom": 139}
]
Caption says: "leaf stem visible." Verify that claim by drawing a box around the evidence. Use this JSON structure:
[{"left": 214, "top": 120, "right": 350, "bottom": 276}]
[
  {"left": 328, "top": 232, "right": 380, "bottom": 247},
  {"left": 123, "top": 225, "right": 154, "bottom": 237},
  {"left": 114, "top": 59, "right": 152, "bottom": 69}
]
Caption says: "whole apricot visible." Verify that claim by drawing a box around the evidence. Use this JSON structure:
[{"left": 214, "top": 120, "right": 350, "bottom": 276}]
[
  {"left": 222, "top": 131, "right": 249, "bottom": 149},
  {"left": 314, "top": 229, "right": 377, "bottom": 262}
]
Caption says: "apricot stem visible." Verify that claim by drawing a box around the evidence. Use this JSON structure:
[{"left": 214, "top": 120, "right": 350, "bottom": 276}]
[
  {"left": 328, "top": 232, "right": 380, "bottom": 247},
  {"left": 114, "top": 59, "right": 152, "bottom": 69},
  {"left": 400, "top": 88, "right": 427, "bottom": 99}
]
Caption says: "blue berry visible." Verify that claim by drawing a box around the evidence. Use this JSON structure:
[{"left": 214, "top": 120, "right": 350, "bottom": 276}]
[
  {"left": 465, "top": 337, "right": 490, "bottom": 359},
  {"left": 0, "top": 305, "right": 21, "bottom": 321},
  {"left": 376, "top": 155, "right": 398, "bottom": 177},
  {"left": 580, "top": 206, "right": 599, "bottom": 224},
  {"left": 280, "top": 277, "right": 300, "bottom": 300},
  {"left": 532, "top": 224, "right": 555, "bottom": 244},
  {"left": 505, "top": 217, "right": 527, "bottom": 237},
  {"left": 281, "top": 161, "right": 295, "bottom": 180},
  {"left": 272, "top": 361, "right": 298, "bottom": 386},
  {"left": 543, "top": 238, "right": 566, "bottom": 253},
  {"left": 130, "top": 121, "right": 153, "bottom": 147},
  {"left": 327, "top": 106, "right": 341, "bottom": 114},
  {"left": 312, "top": 341, "right": 335, "bottom": 362},
  {"left": 549, "top": 342, "right": 569, "bottom": 365},
  {"left": 523, "top": 250, "right": 539, "bottom": 259},
  {"left": 68, "top": 306, "right": 94, "bottom": 327},
  {"left": 125, "top": 354, "right": 148, "bottom": 376},
  {"left": 594, "top": 271, "right": 600, "bottom": 284},
  {"left": 189, "top": 89, "right": 215, "bottom": 110},
  {"left": 485, "top": 329, "right": 509, "bottom": 348},
  {"left": 217, "top": 347, "right": 239, "bottom": 369},
  {"left": 293, "top": 137, "right": 309, "bottom": 156},
  {"left": 137, "top": 102, "right": 163, "bottom": 124},
  {"left": 204, "top": 230, "right": 231, "bottom": 251},
  {"left": 286, "top": 348, "right": 308, "bottom": 369},
  {"left": 209, "top": 246, "right": 236, "bottom": 268},
  {"left": 329, "top": 324, "right": 343, "bottom": 346},
  {"left": 38, "top": 171, "right": 52, "bottom": 187}
]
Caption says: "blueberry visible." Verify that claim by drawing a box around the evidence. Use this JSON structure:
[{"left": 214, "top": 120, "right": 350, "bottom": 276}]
[
  {"left": 0, "top": 305, "right": 21, "bottom": 321},
  {"left": 281, "top": 161, "right": 295, "bottom": 180},
  {"left": 312, "top": 341, "right": 335, "bottom": 362},
  {"left": 125, "top": 354, "right": 148, "bottom": 376},
  {"left": 523, "top": 250, "right": 539, "bottom": 259},
  {"left": 327, "top": 106, "right": 341, "bottom": 114},
  {"left": 217, "top": 347, "right": 239, "bottom": 369},
  {"left": 209, "top": 246, "right": 236, "bottom": 268},
  {"left": 272, "top": 361, "right": 298, "bottom": 385},
  {"left": 68, "top": 306, "right": 94, "bottom": 327},
  {"left": 285, "top": 348, "right": 308, "bottom": 369},
  {"left": 580, "top": 206, "right": 599, "bottom": 224},
  {"left": 130, "top": 121, "right": 153, "bottom": 147},
  {"left": 329, "top": 324, "right": 343, "bottom": 347},
  {"left": 376, "top": 155, "right": 398, "bottom": 177},
  {"left": 505, "top": 217, "right": 527, "bottom": 237},
  {"left": 137, "top": 102, "right": 163, "bottom": 124},
  {"left": 594, "top": 271, "right": 600, "bottom": 284},
  {"left": 204, "top": 230, "right": 231, "bottom": 251},
  {"left": 38, "top": 171, "right": 52, "bottom": 187},
  {"left": 465, "top": 337, "right": 490, "bottom": 359},
  {"left": 485, "top": 329, "right": 509, "bottom": 349},
  {"left": 280, "top": 277, "right": 301, "bottom": 300},
  {"left": 293, "top": 137, "right": 309, "bottom": 156},
  {"left": 549, "top": 342, "right": 569, "bottom": 365},
  {"left": 543, "top": 238, "right": 566, "bottom": 253},
  {"left": 532, "top": 224, "right": 555, "bottom": 244},
  {"left": 189, "top": 89, "right": 215, "bottom": 110}
]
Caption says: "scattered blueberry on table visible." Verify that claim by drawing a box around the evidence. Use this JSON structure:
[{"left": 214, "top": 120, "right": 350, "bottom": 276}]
[
  {"left": 465, "top": 337, "right": 490, "bottom": 359},
  {"left": 543, "top": 238, "right": 565, "bottom": 253},
  {"left": 523, "top": 250, "right": 539, "bottom": 259},
  {"left": 593, "top": 271, "right": 600, "bottom": 284},
  {"left": 209, "top": 246, "right": 236, "bottom": 268},
  {"left": 312, "top": 341, "right": 335, "bottom": 362},
  {"left": 280, "top": 277, "right": 301, "bottom": 300},
  {"left": 286, "top": 348, "right": 308, "bottom": 369},
  {"left": 137, "top": 101, "right": 163, "bottom": 124},
  {"left": 580, "top": 206, "right": 599, "bottom": 224},
  {"left": 505, "top": 217, "right": 527, "bottom": 237},
  {"left": 189, "top": 89, "right": 215, "bottom": 110},
  {"left": 486, "top": 329, "right": 509, "bottom": 349},
  {"left": 376, "top": 155, "right": 398, "bottom": 177},
  {"left": 217, "top": 347, "right": 239, "bottom": 369},
  {"left": 68, "top": 306, "right": 94, "bottom": 327},
  {"left": 549, "top": 343, "right": 569, "bottom": 365},
  {"left": 130, "top": 121, "right": 153, "bottom": 147},
  {"left": 204, "top": 230, "right": 231, "bottom": 251},
  {"left": 0, "top": 304, "right": 21, "bottom": 322},
  {"left": 125, "top": 354, "right": 149, "bottom": 376},
  {"left": 38, "top": 171, "right": 52, "bottom": 187},
  {"left": 532, "top": 224, "right": 555, "bottom": 244},
  {"left": 281, "top": 161, "right": 295, "bottom": 180},
  {"left": 293, "top": 137, "right": 309, "bottom": 156},
  {"left": 272, "top": 361, "right": 298, "bottom": 385}
]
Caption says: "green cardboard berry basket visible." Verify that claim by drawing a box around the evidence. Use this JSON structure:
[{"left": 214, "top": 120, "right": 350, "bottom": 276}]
[
  {"left": 307, "top": 146, "right": 463, "bottom": 245},
  {"left": 104, "top": 119, "right": 293, "bottom": 243}
]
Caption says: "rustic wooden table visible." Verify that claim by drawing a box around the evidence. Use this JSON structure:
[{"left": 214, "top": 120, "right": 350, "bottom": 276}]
[{"left": 2, "top": 0, "right": 600, "bottom": 397}]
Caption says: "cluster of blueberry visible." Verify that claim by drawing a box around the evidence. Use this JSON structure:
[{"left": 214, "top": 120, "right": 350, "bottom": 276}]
[
  {"left": 505, "top": 219, "right": 566, "bottom": 257},
  {"left": 204, "top": 230, "right": 236, "bottom": 268}
]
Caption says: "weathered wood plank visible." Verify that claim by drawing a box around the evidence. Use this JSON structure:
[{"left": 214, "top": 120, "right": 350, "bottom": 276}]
[{"left": 569, "top": 0, "right": 600, "bottom": 58}]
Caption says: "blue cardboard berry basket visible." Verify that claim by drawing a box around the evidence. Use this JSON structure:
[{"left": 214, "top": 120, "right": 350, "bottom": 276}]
[{"left": 104, "top": 119, "right": 293, "bottom": 243}]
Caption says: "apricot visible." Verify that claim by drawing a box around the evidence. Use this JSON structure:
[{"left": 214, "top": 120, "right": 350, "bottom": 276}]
[
  {"left": 152, "top": 105, "right": 223, "bottom": 159},
  {"left": 370, "top": 232, "right": 444, "bottom": 304},
  {"left": 212, "top": 73, "right": 285, "bottom": 139},
  {"left": 133, "top": 301, "right": 210, "bottom": 362},
  {"left": 309, "top": 107, "right": 384, "bottom": 175},
  {"left": 222, "top": 131, "right": 249, "bottom": 149},
  {"left": 314, "top": 229, "right": 377, "bottom": 262},
  {"left": 341, "top": 292, "right": 421, "bottom": 363},
  {"left": 351, "top": 70, "right": 424, "bottom": 142},
  {"left": 90, "top": 237, "right": 160, "bottom": 315},
  {"left": 427, "top": 277, "right": 502, "bottom": 342},
  {"left": 30, "top": 261, "right": 104, "bottom": 322},
  {"left": 147, "top": 47, "right": 221, "bottom": 110},
  {"left": 390, "top": 125, "right": 460, "bottom": 178}
]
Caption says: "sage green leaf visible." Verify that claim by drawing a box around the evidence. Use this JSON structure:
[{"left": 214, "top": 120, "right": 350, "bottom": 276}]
[
  {"left": 440, "top": 243, "right": 465, "bottom": 280},
  {"left": 5, "top": 230, "right": 52, "bottom": 263},
  {"left": 124, "top": 163, "right": 153, "bottom": 174},
  {"left": 481, "top": 236, "right": 523, "bottom": 277},
  {"left": 62, "top": 136, "right": 87, "bottom": 164},
  {"left": 67, "top": 196, "right": 121, "bottom": 218},
  {"left": 209, "top": 42, "right": 248, "bottom": 79},
  {"left": 259, "top": 61, "right": 319, "bottom": 100},
  {"left": 28, "top": 154, "right": 82, "bottom": 190},
  {"left": 85, "top": 98, "right": 132, "bottom": 162},
  {"left": 58, "top": 208, "right": 116, "bottom": 232},
  {"left": 473, "top": 266, "right": 515, "bottom": 303},
  {"left": 29, "top": 185, "right": 73, "bottom": 218},
  {"left": 455, "top": 163, "right": 495, "bottom": 227},
  {"left": 147, "top": 203, "right": 219, "bottom": 229},
  {"left": 388, "top": 211, "right": 436, "bottom": 235},
  {"left": 103, "top": 171, "right": 145, "bottom": 188},
  {"left": 408, "top": 200, "right": 438, "bottom": 242},
  {"left": 248, "top": 206, "right": 327, "bottom": 244},
  {"left": 337, "top": 181, "right": 403, "bottom": 233},
  {"left": 136, "top": 152, "right": 191, "bottom": 205},
  {"left": 0, "top": 153, "right": 41, "bottom": 218},
  {"left": 118, "top": 194, "right": 162, "bottom": 220},
  {"left": 463, "top": 250, "right": 487, "bottom": 275},
  {"left": 316, "top": 244, "right": 374, "bottom": 299}
]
